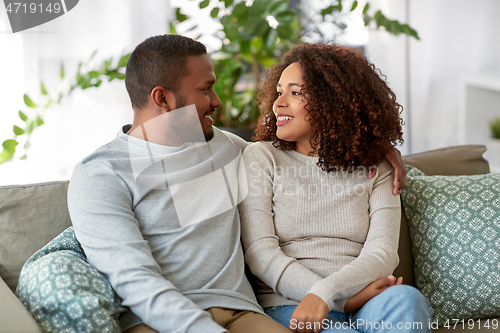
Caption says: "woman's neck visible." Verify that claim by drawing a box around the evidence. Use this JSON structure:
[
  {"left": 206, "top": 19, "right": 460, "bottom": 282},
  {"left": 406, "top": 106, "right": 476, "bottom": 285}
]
[{"left": 295, "top": 140, "right": 319, "bottom": 157}]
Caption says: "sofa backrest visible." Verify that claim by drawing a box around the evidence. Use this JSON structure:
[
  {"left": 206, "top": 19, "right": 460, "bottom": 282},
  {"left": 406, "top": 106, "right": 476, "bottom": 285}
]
[
  {"left": 0, "top": 145, "right": 490, "bottom": 292},
  {"left": 395, "top": 145, "right": 490, "bottom": 286},
  {"left": 0, "top": 181, "right": 72, "bottom": 292}
]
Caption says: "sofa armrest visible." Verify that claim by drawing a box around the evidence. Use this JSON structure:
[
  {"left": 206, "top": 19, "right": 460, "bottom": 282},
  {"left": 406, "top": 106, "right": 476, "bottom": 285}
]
[{"left": 0, "top": 277, "right": 41, "bottom": 333}]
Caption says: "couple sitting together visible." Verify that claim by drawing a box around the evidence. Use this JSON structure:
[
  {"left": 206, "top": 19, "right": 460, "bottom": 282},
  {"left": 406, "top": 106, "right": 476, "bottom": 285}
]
[{"left": 67, "top": 34, "right": 432, "bottom": 333}]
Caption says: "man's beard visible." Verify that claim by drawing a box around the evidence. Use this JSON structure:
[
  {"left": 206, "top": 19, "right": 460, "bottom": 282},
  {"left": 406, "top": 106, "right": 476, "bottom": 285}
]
[{"left": 175, "top": 94, "right": 214, "bottom": 142}]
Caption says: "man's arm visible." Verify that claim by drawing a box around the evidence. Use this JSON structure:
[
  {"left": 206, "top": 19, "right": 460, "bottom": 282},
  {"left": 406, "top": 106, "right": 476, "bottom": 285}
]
[
  {"left": 368, "top": 147, "right": 406, "bottom": 195},
  {"left": 68, "top": 161, "right": 225, "bottom": 333},
  {"left": 385, "top": 147, "right": 406, "bottom": 195}
]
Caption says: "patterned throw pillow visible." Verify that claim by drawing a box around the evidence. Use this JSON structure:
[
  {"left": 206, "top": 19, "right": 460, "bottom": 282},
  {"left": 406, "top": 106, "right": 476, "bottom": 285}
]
[
  {"left": 16, "top": 227, "right": 125, "bottom": 333},
  {"left": 401, "top": 166, "right": 500, "bottom": 325}
]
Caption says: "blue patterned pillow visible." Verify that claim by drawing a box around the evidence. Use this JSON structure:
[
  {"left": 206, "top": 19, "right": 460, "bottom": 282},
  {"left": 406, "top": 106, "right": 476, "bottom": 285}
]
[
  {"left": 401, "top": 166, "right": 500, "bottom": 325},
  {"left": 16, "top": 227, "right": 125, "bottom": 333}
]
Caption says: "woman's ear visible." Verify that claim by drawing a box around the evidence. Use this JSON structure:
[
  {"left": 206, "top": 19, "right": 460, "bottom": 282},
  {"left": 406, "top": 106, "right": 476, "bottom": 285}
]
[{"left": 150, "top": 86, "right": 176, "bottom": 112}]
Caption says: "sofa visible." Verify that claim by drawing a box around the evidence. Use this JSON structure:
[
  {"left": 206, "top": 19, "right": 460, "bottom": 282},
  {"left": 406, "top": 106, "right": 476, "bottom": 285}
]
[{"left": 0, "top": 144, "right": 498, "bottom": 333}]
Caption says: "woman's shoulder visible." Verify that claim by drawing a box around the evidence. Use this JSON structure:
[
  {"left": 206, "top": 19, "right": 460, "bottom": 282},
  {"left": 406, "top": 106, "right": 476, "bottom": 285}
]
[
  {"left": 243, "top": 141, "right": 278, "bottom": 157},
  {"left": 375, "top": 159, "right": 394, "bottom": 180},
  {"left": 242, "top": 141, "right": 287, "bottom": 169}
]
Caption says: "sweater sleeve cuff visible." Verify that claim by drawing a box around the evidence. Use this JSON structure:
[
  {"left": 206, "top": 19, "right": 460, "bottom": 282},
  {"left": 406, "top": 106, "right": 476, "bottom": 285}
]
[{"left": 308, "top": 280, "right": 340, "bottom": 312}]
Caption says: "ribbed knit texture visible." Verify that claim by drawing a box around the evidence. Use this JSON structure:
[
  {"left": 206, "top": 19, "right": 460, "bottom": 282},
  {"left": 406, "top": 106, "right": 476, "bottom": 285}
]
[{"left": 239, "top": 142, "right": 401, "bottom": 312}]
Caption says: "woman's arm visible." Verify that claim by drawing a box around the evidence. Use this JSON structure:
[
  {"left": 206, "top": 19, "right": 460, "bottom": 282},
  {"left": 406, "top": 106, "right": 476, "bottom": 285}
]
[
  {"left": 343, "top": 275, "right": 403, "bottom": 313},
  {"left": 288, "top": 276, "right": 403, "bottom": 333},
  {"left": 239, "top": 144, "right": 322, "bottom": 302}
]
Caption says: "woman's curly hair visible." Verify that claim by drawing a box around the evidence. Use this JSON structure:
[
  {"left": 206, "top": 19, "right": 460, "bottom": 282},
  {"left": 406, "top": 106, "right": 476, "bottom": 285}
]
[{"left": 254, "top": 43, "right": 404, "bottom": 172}]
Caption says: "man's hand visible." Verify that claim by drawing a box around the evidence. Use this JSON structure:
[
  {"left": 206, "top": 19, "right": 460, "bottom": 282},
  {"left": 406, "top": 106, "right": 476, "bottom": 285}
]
[
  {"left": 344, "top": 275, "right": 403, "bottom": 313},
  {"left": 368, "top": 147, "right": 406, "bottom": 195},
  {"left": 289, "top": 293, "right": 329, "bottom": 333}
]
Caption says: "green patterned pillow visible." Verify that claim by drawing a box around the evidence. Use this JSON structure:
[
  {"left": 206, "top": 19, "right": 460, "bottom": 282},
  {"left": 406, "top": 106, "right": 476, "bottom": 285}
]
[
  {"left": 401, "top": 166, "right": 500, "bottom": 325},
  {"left": 16, "top": 227, "right": 125, "bottom": 333}
]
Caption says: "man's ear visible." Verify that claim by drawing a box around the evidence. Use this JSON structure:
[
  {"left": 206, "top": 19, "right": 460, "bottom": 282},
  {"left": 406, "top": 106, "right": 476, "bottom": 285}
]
[{"left": 150, "top": 86, "right": 176, "bottom": 112}]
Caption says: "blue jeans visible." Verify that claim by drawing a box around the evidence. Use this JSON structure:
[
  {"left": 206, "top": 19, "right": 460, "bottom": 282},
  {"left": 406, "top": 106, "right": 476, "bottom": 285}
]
[{"left": 265, "top": 285, "right": 432, "bottom": 332}]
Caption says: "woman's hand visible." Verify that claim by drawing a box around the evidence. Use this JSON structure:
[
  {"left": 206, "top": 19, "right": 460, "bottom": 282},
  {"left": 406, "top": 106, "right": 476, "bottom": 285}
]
[
  {"left": 344, "top": 275, "right": 403, "bottom": 313},
  {"left": 289, "top": 293, "right": 330, "bottom": 333}
]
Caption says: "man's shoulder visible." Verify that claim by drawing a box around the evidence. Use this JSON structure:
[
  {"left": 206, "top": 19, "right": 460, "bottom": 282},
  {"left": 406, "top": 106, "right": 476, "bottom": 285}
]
[
  {"left": 79, "top": 137, "right": 127, "bottom": 166},
  {"left": 71, "top": 134, "right": 131, "bottom": 183},
  {"left": 215, "top": 127, "right": 250, "bottom": 152}
]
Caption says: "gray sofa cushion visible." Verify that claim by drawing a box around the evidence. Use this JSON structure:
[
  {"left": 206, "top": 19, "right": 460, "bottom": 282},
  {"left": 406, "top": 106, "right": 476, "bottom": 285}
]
[
  {"left": 0, "top": 181, "right": 72, "bottom": 292},
  {"left": 0, "top": 277, "right": 41, "bottom": 333}
]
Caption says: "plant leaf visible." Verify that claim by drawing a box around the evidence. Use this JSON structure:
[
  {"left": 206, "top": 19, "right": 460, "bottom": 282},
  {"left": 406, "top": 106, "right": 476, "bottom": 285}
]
[
  {"left": 3, "top": 139, "right": 19, "bottom": 150},
  {"left": 60, "top": 64, "right": 65, "bottom": 78},
  {"left": 351, "top": 1, "right": 358, "bottom": 11},
  {"left": 89, "top": 50, "right": 97, "bottom": 60},
  {"left": 13, "top": 125, "right": 25, "bottom": 135},
  {"left": 0, "top": 139, "right": 19, "bottom": 164},
  {"left": 363, "top": 3, "right": 370, "bottom": 14},
  {"left": 23, "top": 94, "right": 37, "bottom": 108},
  {"left": 36, "top": 116, "right": 44, "bottom": 126},
  {"left": 211, "top": 7, "right": 220, "bottom": 18},
  {"left": 321, "top": 5, "right": 335, "bottom": 17},
  {"left": 224, "top": 0, "right": 233, "bottom": 8},
  {"left": 41, "top": 82, "right": 47, "bottom": 95},
  {"left": 176, "top": 8, "right": 188, "bottom": 22},
  {"left": 200, "top": 0, "right": 210, "bottom": 9},
  {"left": 19, "top": 110, "right": 28, "bottom": 122},
  {"left": 118, "top": 54, "right": 130, "bottom": 68},
  {"left": 170, "top": 22, "right": 178, "bottom": 34}
]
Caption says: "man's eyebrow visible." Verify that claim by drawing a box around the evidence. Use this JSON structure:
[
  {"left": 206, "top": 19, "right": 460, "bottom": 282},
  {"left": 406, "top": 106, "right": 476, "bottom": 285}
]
[{"left": 276, "top": 83, "right": 303, "bottom": 88}]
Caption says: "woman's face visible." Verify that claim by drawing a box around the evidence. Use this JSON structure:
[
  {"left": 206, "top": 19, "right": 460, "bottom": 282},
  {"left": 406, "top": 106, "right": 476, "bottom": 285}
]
[{"left": 273, "top": 62, "right": 314, "bottom": 155}]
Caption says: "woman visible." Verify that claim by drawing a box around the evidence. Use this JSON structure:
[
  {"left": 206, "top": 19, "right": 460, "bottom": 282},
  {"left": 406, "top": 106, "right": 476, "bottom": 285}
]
[{"left": 239, "top": 43, "right": 431, "bottom": 333}]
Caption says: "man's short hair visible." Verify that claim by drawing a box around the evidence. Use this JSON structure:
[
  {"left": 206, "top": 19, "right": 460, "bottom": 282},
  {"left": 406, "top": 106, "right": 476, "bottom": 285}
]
[{"left": 125, "top": 34, "right": 207, "bottom": 109}]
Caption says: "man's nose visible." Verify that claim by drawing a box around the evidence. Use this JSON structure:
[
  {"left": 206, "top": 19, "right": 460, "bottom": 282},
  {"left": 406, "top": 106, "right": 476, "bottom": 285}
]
[{"left": 211, "top": 90, "right": 222, "bottom": 109}]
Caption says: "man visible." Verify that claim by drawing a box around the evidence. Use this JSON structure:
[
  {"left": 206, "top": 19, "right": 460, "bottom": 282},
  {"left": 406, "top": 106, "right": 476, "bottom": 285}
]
[
  {"left": 68, "top": 34, "right": 290, "bottom": 333},
  {"left": 68, "top": 34, "right": 406, "bottom": 333}
]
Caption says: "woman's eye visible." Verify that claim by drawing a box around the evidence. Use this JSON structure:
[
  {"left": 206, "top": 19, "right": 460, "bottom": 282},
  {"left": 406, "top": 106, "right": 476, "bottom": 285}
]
[
  {"left": 292, "top": 91, "right": 301, "bottom": 96},
  {"left": 277, "top": 92, "right": 283, "bottom": 96}
]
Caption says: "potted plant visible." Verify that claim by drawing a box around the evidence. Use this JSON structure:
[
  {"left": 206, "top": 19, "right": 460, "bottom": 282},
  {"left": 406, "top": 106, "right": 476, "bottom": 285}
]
[
  {"left": 487, "top": 116, "right": 500, "bottom": 170},
  {"left": 175, "top": 0, "right": 419, "bottom": 141},
  {"left": 1, "top": 0, "right": 419, "bottom": 162}
]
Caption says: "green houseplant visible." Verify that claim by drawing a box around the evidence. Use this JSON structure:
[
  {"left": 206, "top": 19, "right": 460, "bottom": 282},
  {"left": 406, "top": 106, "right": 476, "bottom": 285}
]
[
  {"left": 487, "top": 116, "right": 500, "bottom": 169},
  {"left": 1, "top": 0, "right": 419, "bottom": 163},
  {"left": 489, "top": 116, "right": 500, "bottom": 139}
]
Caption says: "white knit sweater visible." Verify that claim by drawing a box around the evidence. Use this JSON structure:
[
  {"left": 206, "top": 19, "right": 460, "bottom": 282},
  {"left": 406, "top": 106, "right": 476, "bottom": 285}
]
[{"left": 239, "top": 142, "right": 401, "bottom": 312}]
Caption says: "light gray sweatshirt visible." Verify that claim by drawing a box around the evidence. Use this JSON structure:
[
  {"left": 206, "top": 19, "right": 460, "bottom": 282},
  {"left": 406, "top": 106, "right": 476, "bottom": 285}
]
[
  {"left": 239, "top": 142, "right": 401, "bottom": 312},
  {"left": 68, "top": 126, "right": 261, "bottom": 333}
]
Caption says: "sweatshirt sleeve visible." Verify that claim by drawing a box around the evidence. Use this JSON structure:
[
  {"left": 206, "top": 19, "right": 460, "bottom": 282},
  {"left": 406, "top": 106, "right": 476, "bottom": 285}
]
[
  {"left": 239, "top": 145, "right": 323, "bottom": 302},
  {"left": 307, "top": 161, "right": 401, "bottom": 312},
  {"left": 67, "top": 161, "right": 226, "bottom": 333}
]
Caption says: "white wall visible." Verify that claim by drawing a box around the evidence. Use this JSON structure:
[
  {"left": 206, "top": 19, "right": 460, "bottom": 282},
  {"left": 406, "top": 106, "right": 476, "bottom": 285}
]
[
  {"left": 0, "top": 0, "right": 170, "bottom": 185},
  {"left": 2, "top": 0, "right": 500, "bottom": 185},
  {"left": 365, "top": 0, "right": 500, "bottom": 155}
]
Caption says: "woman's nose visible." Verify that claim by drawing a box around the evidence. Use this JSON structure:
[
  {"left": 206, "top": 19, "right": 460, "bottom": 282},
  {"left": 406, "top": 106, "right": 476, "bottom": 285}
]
[{"left": 274, "top": 94, "right": 287, "bottom": 110}]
